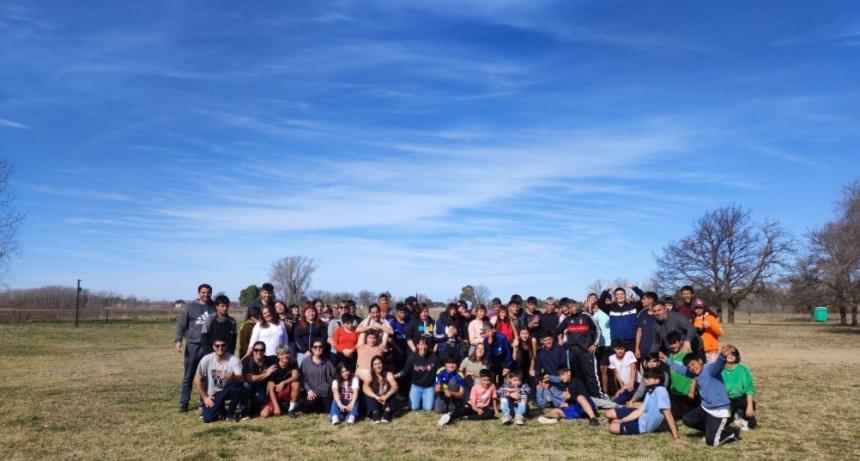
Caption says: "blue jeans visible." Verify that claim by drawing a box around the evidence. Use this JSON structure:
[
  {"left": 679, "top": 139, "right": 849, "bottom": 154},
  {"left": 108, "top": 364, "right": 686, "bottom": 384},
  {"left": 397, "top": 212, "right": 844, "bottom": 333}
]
[
  {"left": 500, "top": 398, "right": 527, "bottom": 417},
  {"left": 329, "top": 399, "right": 359, "bottom": 421},
  {"left": 180, "top": 342, "right": 204, "bottom": 406},
  {"left": 201, "top": 382, "right": 242, "bottom": 423},
  {"left": 409, "top": 384, "right": 435, "bottom": 411}
]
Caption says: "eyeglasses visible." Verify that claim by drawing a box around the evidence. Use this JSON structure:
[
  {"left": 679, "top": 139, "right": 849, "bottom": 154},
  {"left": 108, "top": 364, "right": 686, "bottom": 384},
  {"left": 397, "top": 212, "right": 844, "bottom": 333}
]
[
  {"left": 213, "top": 344, "right": 226, "bottom": 349},
  {"left": 252, "top": 348, "right": 264, "bottom": 353}
]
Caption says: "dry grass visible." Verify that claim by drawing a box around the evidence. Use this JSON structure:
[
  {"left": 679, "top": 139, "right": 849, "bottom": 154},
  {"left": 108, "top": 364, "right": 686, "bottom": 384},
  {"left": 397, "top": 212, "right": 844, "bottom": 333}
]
[{"left": 1, "top": 319, "right": 859, "bottom": 461}]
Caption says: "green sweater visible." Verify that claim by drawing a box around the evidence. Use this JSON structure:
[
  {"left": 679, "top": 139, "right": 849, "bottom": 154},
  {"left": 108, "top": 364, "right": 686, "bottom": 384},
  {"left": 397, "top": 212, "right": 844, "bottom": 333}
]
[
  {"left": 721, "top": 363, "right": 755, "bottom": 399},
  {"left": 668, "top": 351, "right": 693, "bottom": 396}
]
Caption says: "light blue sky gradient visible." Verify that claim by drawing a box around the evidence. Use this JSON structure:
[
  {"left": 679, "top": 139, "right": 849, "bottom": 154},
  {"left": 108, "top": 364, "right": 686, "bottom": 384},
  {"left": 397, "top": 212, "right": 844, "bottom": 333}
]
[{"left": 2, "top": 1, "right": 859, "bottom": 302}]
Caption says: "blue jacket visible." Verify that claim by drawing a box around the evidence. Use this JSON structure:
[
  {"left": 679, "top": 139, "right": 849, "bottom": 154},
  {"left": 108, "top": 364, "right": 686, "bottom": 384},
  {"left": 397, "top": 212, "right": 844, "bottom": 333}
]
[{"left": 483, "top": 333, "right": 513, "bottom": 369}]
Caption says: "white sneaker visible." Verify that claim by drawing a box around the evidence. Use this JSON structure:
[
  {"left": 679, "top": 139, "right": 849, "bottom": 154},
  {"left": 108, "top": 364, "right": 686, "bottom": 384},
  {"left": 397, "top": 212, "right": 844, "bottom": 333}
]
[
  {"left": 332, "top": 415, "right": 340, "bottom": 425},
  {"left": 538, "top": 416, "right": 558, "bottom": 424},
  {"left": 437, "top": 413, "right": 451, "bottom": 427},
  {"left": 501, "top": 414, "right": 513, "bottom": 425},
  {"left": 346, "top": 415, "right": 356, "bottom": 425},
  {"left": 737, "top": 418, "right": 749, "bottom": 431},
  {"left": 514, "top": 415, "right": 525, "bottom": 425}
]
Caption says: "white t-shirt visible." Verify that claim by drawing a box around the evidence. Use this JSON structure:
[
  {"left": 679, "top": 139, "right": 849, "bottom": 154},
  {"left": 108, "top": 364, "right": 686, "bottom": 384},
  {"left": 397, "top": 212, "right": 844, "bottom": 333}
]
[{"left": 609, "top": 351, "right": 640, "bottom": 387}]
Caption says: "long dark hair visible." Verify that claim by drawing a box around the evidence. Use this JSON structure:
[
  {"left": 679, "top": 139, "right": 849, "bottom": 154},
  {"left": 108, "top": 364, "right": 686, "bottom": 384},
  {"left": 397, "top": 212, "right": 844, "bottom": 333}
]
[{"left": 368, "top": 355, "right": 387, "bottom": 395}]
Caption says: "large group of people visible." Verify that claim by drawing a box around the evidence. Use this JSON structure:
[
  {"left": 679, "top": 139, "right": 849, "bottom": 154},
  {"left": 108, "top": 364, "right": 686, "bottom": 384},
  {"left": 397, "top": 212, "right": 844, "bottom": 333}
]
[{"left": 174, "top": 282, "right": 757, "bottom": 447}]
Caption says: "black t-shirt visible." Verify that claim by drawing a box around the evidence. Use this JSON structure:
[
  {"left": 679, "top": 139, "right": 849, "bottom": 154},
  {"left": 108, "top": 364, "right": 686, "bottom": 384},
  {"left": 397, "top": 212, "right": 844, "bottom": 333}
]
[
  {"left": 270, "top": 359, "right": 298, "bottom": 384},
  {"left": 242, "top": 356, "right": 277, "bottom": 380}
]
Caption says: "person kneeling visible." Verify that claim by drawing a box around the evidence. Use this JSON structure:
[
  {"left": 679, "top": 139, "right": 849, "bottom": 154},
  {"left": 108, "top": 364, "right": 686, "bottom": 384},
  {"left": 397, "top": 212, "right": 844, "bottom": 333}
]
[
  {"left": 195, "top": 340, "right": 244, "bottom": 423},
  {"left": 605, "top": 368, "right": 686, "bottom": 444}
]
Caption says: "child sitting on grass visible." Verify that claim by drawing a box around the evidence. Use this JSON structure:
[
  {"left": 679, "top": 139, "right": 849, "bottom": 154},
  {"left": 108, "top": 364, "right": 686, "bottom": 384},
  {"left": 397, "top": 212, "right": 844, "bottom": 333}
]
[
  {"left": 537, "top": 367, "right": 600, "bottom": 427},
  {"left": 434, "top": 356, "right": 466, "bottom": 414},
  {"left": 604, "top": 368, "right": 686, "bottom": 444},
  {"left": 608, "top": 339, "right": 639, "bottom": 405},
  {"left": 722, "top": 347, "right": 757, "bottom": 430},
  {"left": 437, "top": 369, "right": 497, "bottom": 426},
  {"left": 498, "top": 371, "right": 530, "bottom": 425},
  {"left": 535, "top": 372, "right": 566, "bottom": 409}
]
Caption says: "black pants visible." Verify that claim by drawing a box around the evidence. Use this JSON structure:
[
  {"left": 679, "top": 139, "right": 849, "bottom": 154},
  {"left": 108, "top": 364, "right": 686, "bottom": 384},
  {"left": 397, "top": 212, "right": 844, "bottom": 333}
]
[
  {"left": 729, "top": 396, "right": 758, "bottom": 428},
  {"left": 682, "top": 406, "right": 740, "bottom": 447},
  {"left": 569, "top": 349, "right": 602, "bottom": 397},
  {"left": 450, "top": 406, "right": 495, "bottom": 421},
  {"left": 670, "top": 391, "right": 700, "bottom": 421}
]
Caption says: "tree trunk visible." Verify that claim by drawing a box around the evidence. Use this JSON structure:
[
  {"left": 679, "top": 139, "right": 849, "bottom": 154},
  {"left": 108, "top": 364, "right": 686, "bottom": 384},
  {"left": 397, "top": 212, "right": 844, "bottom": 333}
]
[
  {"left": 840, "top": 306, "right": 848, "bottom": 326},
  {"left": 852, "top": 305, "right": 858, "bottom": 327},
  {"left": 727, "top": 300, "right": 736, "bottom": 324}
]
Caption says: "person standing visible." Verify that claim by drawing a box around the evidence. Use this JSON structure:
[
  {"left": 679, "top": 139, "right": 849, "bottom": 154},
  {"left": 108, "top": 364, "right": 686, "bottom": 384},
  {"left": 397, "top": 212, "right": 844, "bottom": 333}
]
[
  {"left": 200, "top": 294, "right": 238, "bottom": 355},
  {"left": 175, "top": 283, "right": 215, "bottom": 413},
  {"left": 245, "top": 282, "right": 276, "bottom": 321},
  {"left": 555, "top": 299, "right": 603, "bottom": 398}
]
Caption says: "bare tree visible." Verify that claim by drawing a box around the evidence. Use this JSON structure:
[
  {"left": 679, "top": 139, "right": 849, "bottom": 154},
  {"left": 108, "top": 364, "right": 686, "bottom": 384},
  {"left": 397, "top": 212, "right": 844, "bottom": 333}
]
[
  {"left": 0, "top": 157, "right": 24, "bottom": 283},
  {"left": 473, "top": 284, "right": 492, "bottom": 307},
  {"left": 653, "top": 204, "right": 794, "bottom": 323},
  {"left": 269, "top": 256, "right": 316, "bottom": 306},
  {"left": 357, "top": 290, "right": 375, "bottom": 310},
  {"left": 792, "top": 181, "right": 860, "bottom": 326},
  {"left": 586, "top": 279, "right": 606, "bottom": 296}
]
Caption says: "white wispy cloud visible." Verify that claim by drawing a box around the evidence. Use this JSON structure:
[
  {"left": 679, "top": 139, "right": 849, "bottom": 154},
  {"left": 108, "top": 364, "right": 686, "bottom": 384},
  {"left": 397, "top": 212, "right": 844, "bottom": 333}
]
[{"left": 0, "top": 118, "right": 30, "bottom": 129}]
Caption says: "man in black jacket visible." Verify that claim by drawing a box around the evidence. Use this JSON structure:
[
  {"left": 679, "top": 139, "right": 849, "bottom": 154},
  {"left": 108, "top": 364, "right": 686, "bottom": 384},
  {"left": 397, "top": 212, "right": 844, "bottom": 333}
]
[{"left": 555, "top": 299, "right": 603, "bottom": 398}]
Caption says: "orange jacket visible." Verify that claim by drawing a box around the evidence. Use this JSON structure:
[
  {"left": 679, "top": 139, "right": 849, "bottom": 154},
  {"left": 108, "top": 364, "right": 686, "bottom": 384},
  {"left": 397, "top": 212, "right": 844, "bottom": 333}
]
[{"left": 693, "top": 313, "right": 722, "bottom": 353}]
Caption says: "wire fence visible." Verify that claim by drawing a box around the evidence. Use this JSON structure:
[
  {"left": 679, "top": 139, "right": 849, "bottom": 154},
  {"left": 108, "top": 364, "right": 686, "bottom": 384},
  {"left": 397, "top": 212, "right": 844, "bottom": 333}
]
[{"left": 0, "top": 307, "right": 180, "bottom": 323}]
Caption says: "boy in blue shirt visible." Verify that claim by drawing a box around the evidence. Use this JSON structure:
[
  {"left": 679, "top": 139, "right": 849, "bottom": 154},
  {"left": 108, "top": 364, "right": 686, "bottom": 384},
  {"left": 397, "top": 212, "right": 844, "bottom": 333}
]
[
  {"left": 434, "top": 357, "right": 467, "bottom": 414},
  {"left": 661, "top": 343, "right": 741, "bottom": 447},
  {"left": 604, "top": 368, "right": 686, "bottom": 444}
]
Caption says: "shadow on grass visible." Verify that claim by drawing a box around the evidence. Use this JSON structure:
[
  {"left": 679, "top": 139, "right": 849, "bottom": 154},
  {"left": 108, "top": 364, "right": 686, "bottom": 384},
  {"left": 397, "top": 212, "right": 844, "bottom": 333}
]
[
  {"left": 825, "top": 327, "right": 860, "bottom": 335},
  {"left": 197, "top": 424, "right": 272, "bottom": 439}
]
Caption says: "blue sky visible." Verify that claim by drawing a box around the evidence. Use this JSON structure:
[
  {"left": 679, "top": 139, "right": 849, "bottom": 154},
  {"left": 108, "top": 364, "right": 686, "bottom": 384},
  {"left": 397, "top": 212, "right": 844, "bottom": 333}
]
[{"left": 2, "top": 0, "right": 859, "bottom": 303}]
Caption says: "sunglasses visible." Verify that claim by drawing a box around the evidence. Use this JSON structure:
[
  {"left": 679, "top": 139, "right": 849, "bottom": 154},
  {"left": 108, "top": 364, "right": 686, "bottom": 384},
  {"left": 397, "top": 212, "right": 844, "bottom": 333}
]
[
  {"left": 252, "top": 348, "right": 265, "bottom": 353},
  {"left": 213, "top": 344, "right": 226, "bottom": 349}
]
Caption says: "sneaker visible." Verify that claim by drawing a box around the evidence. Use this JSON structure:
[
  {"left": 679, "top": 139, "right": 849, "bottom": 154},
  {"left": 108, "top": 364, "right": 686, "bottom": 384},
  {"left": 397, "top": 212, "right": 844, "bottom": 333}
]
[
  {"left": 501, "top": 414, "right": 513, "bottom": 425},
  {"left": 734, "top": 415, "right": 750, "bottom": 431},
  {"left": 346, "top": 415, "right": 356, "bottom": 425},
  {"left": 240, "top": 414, "right": 250, "bottom": 421},
  {"left": 371, "top": 411, "right": 381, "bottom": 424},
  {"left": 538, "top": 416, "right": 558, "bottom": 424},
  {"left": 332, "top": 415, "right": 341, "bottom": 425},
  {"left": 599, "top": 393, "right": 611, "bottom": 401},
  {"left": 514, "top": 415, "right": 525, "bottom": 426},
  {"left": 179, "top": 403, "right": 189, "bottom": 413},
  {"left": 437, "top": 413, "right": 451, "bottom": 427},
  {"left": 588, "top": 418, "right": 599, "bottom": 427},
  {"left": 380, "top": 413, "right": 391, "bottom": 423},
  {"left": 288, "top": 410, "right": 298, "bottom": 419}
]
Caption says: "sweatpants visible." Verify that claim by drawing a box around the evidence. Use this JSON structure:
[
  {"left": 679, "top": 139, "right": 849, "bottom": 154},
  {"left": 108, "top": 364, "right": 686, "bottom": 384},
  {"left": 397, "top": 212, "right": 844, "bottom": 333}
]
[
  {"left": 568, "top": 349, "right": 602, "bottom": 397},
  {"left": 682, "top": 406, "right": 741, "bottom": 447}
]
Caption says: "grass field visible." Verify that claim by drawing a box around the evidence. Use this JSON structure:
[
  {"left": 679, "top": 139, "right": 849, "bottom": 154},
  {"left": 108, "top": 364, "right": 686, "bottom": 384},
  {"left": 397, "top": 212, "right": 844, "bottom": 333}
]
[{"left": 1, "top": 319, "right": 859, "bottom": 461}]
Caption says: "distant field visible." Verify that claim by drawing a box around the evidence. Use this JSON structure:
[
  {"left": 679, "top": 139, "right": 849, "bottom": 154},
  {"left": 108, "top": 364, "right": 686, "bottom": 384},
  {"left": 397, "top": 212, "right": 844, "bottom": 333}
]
[{"left": 1, "top": 319, "right": 858, "bottom": 461}]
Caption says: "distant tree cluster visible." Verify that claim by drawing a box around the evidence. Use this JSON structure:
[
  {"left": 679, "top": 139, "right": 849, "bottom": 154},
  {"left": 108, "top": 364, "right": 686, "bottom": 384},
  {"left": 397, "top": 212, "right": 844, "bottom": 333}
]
[{"left": 0, "top": 286, "right": 170, "bottom": 310}]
